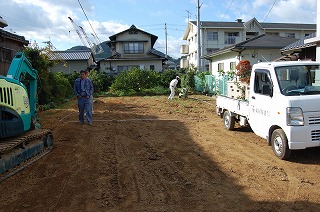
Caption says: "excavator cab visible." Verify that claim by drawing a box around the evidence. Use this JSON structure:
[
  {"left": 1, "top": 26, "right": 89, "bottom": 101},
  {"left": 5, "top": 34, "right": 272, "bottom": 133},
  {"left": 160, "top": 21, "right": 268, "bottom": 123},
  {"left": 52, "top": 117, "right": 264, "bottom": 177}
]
[{"left": 0, "top": 52, "right": 53, "bottom": 181}]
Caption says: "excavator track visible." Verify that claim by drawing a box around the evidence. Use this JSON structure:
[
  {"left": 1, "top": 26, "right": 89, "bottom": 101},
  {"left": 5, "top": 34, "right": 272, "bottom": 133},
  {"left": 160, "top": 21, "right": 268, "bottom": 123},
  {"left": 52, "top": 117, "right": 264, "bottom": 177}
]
[{"left": 0, "top": 129, "right": 53, "bottom": 182}]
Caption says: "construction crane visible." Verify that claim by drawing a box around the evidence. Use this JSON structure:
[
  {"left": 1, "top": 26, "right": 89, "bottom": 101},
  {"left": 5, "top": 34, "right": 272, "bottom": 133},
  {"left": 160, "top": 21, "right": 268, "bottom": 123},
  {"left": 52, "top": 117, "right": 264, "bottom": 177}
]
[
  {"left": 79, "top": 26, "right": 93, "bottom": 48},
  {"left": 68, "top": 17, "right": 89, "bottom": 49},
  {"left": 68, "top": 17, "right": 103, "bottom": 55},
  {"left": 91, "top": 33, "right": 104, "bottom": 54}
]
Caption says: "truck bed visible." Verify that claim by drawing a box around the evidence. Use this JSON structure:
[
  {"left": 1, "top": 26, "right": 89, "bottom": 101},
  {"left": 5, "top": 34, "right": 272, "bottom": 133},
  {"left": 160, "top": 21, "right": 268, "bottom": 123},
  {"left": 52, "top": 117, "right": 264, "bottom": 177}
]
[{"left": 216, "top": 95, "right": 249, "bottom": 117}]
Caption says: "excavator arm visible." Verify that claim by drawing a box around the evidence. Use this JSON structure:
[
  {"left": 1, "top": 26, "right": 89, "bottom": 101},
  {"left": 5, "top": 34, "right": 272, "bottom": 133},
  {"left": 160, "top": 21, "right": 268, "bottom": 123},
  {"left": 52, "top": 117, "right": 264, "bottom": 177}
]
[{"left": 6, "top": 52, "right": 38, "bottom": 121}]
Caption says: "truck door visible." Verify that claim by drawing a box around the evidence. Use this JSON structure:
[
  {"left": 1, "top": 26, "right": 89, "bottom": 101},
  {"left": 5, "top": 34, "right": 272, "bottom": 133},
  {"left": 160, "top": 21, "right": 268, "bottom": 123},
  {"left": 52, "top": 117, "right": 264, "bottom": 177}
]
[{"left": 248, "top": 69, "right": 273, "bottom": 138}]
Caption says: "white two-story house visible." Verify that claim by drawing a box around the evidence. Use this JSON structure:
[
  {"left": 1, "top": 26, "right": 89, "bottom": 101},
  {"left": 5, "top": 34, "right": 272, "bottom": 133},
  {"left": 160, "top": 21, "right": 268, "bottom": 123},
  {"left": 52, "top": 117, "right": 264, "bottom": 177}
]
[
  {"left": 99, "top": 25, "right": 166, "bottom": 75},
  {"left": 181, "top": 18, "right": 316, "bottom": 71}
]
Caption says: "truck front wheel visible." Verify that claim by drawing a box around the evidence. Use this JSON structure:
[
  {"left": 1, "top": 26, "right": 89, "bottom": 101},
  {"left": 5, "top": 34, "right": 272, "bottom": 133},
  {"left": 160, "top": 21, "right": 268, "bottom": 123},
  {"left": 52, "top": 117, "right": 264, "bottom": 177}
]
[
  {"left": 271, "top": 129, "right": 291, "bottom": 160},
  {"left": 223, "top": 110, "right": 235, "bottom": 130}
]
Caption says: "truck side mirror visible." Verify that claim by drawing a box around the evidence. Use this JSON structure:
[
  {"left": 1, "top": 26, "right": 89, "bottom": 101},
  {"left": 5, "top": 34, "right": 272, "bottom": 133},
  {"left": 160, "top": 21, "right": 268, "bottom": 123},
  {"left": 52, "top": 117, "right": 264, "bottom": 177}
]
[{"left": 262, "top": 84, "right": 273, "bottom": 97}]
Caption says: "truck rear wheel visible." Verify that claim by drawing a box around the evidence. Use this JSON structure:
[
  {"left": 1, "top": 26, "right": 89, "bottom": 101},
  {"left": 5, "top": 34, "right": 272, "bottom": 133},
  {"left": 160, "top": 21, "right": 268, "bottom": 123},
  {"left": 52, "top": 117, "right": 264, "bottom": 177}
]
[
  {"left": 271, "top": 129, "right": 291, "bottom": 160},
  {"left": 223, "top": 110, "right": 235, "bottom": 130}
]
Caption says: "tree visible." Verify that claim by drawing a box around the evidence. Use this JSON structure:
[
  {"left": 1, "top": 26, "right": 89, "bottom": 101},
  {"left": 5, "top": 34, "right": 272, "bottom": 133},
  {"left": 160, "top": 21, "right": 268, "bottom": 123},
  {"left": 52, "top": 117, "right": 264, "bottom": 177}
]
[
  {"left": 23, "top": 46, "right": 72, "bottom": 105},
  {"left": 23, "top": 46, "right": 55, "bottom": 104}
]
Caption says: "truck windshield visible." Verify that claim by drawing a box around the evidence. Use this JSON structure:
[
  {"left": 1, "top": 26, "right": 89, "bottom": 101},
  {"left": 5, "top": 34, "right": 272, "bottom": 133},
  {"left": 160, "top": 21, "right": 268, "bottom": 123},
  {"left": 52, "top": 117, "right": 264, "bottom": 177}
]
[{"left": 275, "top": 65, "right": 320, "bottom": 96}]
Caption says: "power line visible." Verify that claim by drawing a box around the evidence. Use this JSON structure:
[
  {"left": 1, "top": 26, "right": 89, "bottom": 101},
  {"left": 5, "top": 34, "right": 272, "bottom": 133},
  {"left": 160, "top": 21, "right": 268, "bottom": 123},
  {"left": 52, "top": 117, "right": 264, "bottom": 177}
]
[
  {"left": 264, "top": 0, "right": 277, "bottom": 22},
  {"left": 77, "top": 0, "right": 102, "bottom": 44},
  {"left": 221, "top": 0, "right": 234, "bottom": 20},
  {"left": 1, "top": 15, "right": 46, "bottom": 30}
]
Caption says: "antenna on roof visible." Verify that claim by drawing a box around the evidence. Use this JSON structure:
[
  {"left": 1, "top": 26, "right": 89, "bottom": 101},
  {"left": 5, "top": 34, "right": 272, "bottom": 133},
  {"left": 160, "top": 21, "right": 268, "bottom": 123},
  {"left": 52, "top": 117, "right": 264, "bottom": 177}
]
[{"left": 186, "top": 10, "right": 191, "bottom": 22}]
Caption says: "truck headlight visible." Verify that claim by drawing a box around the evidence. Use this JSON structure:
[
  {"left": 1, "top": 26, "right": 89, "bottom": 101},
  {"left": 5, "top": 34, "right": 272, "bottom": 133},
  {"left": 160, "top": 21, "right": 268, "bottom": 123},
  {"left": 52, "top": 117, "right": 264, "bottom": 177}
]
[{"left": 287, "top": 107, "right": 304, "bottom": 126}]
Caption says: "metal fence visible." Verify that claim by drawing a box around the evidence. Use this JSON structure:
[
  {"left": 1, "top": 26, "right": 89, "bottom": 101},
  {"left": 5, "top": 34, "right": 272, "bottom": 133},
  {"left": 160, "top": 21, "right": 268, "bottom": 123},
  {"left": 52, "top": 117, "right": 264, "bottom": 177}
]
[{"left": 194, "top": 75, "right": 228, "bottom": 95}]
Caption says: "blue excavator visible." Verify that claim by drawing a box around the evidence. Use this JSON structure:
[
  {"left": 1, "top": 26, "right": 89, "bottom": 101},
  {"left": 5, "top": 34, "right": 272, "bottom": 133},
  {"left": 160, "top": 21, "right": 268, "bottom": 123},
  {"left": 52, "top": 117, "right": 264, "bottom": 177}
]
[{"left": 0, "top": 52, "right": 53, "bottom": 181}]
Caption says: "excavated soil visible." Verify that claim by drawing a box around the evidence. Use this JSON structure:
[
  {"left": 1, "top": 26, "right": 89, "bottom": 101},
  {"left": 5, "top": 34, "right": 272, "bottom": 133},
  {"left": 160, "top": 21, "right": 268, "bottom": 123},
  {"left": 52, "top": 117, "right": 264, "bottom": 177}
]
[{"left": 0, "top": 95, "right": 319, "bottom": 212}]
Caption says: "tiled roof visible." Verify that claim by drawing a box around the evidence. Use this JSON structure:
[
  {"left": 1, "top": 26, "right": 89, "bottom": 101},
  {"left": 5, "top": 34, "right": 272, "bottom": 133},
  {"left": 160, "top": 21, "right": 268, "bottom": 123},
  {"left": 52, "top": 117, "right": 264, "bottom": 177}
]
[
  {"left": 237, "top": 35, "right": 298, "bottom": 49},
  {"left": 0, "top": 29, "right": 28, "bottom": 44},
  {"left": 190, "top": 20, "right": 316, "bottom": 30},
  {"left": 147, "top": 48, "right": 166, "bottom": 58},
  {"left": 191, "top": 21, "right": 243, "bottom": 28},
  {"left": 204, "top": 34, "right": 298, "bottom": 58},
  {"left": 109, "top": 25, "right": 158, "bottom": 47},
  {"left": 281, "top": 33, "right": 316, "bottom": 52},
  {"left": 48, "top": 50, "right": 93, "bottom": 61},
  {"left": 260, "top": 23, "right": 316, "bottom": 30}
]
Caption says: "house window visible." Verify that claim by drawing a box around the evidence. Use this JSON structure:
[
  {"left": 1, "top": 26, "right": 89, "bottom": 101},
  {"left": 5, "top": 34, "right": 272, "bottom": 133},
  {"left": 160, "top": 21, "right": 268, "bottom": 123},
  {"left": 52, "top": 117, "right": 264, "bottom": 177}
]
[
  {"left": 285, "top": 33, "right": 295, "bottom": 38},
  {"left": 230, "top": 62, "right": 236, "bottom": 70},
  {"left": 150, "top": 65, "right": 155, "bottom": 70},
  {"left": 225, "top": 32, "right": 239, "bottom": 44},
  {"left": 254, "top": 70, "right": 272, "bottom": 95},
  {"left": 305, "top": 33, "right": 311, "bottom": 37},
  {"left": 207, "top": 32, "right": 218, "bottom": 41},
  {"left": 124, "top": 42, "right": 144, "bottom": 54},
  {"left": 218, "top": 63, "right": 224, "bottom": 71},
  {"left": 0, "top": 48, "right": 12, "bottom": 62}
]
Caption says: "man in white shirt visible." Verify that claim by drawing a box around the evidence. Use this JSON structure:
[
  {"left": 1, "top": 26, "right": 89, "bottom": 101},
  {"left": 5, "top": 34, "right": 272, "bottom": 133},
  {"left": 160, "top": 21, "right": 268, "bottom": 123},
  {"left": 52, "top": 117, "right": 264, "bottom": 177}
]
[{"left": 168, "top": 76, "right": 179, "bottom": 100}]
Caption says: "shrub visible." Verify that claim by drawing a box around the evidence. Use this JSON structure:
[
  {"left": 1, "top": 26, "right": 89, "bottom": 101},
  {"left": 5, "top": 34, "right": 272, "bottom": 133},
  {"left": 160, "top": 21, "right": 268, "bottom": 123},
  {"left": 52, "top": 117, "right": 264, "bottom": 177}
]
[
  {"left": 49, "top": 72, "right": 73, "bottom": 103},
  {"left": 110, "top": 68, "right": 159, "bottom": 92},
  {"left": 88, "top": 70, "right": 104, "bottom": 93},
  {"left": 180, "top": 66, "right": 197, "bottom": 92},
  {"left": 159, "top": 69, "right": 179, "bottom": 87}
]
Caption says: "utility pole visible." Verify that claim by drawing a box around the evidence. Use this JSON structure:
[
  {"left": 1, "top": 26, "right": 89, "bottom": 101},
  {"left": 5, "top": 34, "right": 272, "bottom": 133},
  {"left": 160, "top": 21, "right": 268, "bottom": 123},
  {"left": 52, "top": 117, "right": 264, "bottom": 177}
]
[
  {"left": 196, "top": 0, "right": 201, "bottom": 72},
  {"left": 165, "top": 23, "right": 168, "bottom": 59}
]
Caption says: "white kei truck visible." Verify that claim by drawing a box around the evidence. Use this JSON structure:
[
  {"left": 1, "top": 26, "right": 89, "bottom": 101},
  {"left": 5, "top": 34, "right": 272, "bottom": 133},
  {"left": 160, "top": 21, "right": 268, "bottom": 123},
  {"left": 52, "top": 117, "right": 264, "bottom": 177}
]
[{"left": 216, "top": 61, "right": 320, "bottom": 160}]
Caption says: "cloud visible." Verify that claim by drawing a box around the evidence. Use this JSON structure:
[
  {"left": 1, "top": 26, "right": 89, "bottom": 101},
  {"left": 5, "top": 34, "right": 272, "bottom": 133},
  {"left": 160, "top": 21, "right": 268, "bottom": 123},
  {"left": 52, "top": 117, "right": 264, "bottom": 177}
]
[
  {"left": 154, "top": 35, "right": 183, "bottom": 59},
  {"left": 0, "top": 0, "right": 317, "bottom": 59},
  {"left": 221, "top": 0, "right": 316, "bottom": 23},
  {"left": 266, "top": 0, "right": 316, "bottom": 23},
  {"left": 0, "top": 0, "right": 131, "bottom": 50}
]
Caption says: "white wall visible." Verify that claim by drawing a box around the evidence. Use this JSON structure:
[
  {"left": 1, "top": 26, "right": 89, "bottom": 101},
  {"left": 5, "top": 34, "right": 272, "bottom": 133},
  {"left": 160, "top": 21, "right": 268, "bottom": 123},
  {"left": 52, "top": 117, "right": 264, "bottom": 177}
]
[
  {"left": 100, "top": 59, "right": 163, "bottom": 74},
  {"left": 50, "top": 60, "right": 90, "bottom": 74},
  {"left": 209, "top": 48, "right": 284, "bottom": 76}
]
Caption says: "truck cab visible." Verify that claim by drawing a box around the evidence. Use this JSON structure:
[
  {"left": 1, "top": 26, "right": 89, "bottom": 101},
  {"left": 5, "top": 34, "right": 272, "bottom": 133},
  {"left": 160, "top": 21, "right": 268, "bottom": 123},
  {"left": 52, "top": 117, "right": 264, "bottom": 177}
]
[{"left": 216, "top": 61, "right": 320, "bottom": 159}]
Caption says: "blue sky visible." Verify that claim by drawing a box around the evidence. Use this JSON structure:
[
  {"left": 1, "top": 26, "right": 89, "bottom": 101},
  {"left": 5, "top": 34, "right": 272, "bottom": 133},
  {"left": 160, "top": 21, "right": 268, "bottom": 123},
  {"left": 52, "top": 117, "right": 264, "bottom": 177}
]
[{"left": 0, "top": 0, "right": 317, "bottom": 59}]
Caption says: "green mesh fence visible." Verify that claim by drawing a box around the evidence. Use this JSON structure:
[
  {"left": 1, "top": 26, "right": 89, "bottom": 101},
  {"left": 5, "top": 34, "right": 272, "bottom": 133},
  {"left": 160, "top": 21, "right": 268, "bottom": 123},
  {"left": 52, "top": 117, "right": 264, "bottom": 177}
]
[{"left": 194, "top": 75, "right": 228, "bottom": 95}]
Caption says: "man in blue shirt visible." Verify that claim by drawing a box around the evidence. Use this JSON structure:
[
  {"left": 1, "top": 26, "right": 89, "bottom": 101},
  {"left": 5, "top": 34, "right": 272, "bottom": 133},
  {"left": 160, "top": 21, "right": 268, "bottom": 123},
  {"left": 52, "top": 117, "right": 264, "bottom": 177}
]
[{"left": 74, "top": 70, "right": 94, "bottom": 125}]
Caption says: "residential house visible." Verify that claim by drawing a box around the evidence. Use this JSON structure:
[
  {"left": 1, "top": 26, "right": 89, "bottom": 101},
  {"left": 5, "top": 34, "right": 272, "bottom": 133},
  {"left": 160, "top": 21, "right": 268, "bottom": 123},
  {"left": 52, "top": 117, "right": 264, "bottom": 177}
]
[
  {"left": 99, "top": 25, "right": 166, "bottom": 75},
  {"left": 0, "top": 17, "right": 29, "bottom": 76},
  {"left": 203, "top": 34, "right": 298, "bottom": 77},
  {"left": 181, "top": 18, "right": 316, "bottom": 71},
  {"left": 277, "top": 33, "right": 316, "bottom": 61},
  {"left": 48, "top": 49, "right": 95, "bottom": 74}
]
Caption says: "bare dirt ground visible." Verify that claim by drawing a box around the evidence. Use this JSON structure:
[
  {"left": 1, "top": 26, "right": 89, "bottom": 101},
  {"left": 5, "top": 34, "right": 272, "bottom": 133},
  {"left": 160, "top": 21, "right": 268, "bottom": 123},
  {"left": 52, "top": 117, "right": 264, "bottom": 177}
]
[{"left": 0, "top": 95, "right": 319, "bottom": 212}]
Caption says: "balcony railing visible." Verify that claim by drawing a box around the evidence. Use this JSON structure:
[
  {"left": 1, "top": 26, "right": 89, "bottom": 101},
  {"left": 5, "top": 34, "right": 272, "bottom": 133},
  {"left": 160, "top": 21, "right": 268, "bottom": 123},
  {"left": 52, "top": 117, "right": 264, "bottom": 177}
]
[
  {"left": 180, "top": 44, "right": 189, "bottom": 54},
  {"left": 224, "top": 36, "right": 236, "bottom": 44}
]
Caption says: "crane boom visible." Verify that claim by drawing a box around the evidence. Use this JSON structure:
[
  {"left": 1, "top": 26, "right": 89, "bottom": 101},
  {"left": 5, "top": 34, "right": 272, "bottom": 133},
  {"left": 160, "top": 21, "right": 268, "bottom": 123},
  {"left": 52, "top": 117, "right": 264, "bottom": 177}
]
[
  {"left": 79, "top": 26, "right": 93, "bottom": 48},
  {"left": 68, "top": 17, "right": 87, "bottom": 47}
]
